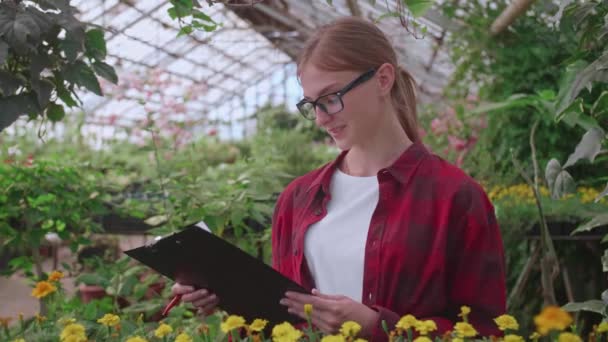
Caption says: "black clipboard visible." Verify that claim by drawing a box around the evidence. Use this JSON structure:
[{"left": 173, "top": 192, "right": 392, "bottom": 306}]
[{"left": 124, "top": 223, "right": 308, "bottom": 326}]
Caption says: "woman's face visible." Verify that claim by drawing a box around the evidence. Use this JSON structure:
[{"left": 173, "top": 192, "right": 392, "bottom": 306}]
[{"left": 298, "top": 63, "right": 383, "bottom": 151}]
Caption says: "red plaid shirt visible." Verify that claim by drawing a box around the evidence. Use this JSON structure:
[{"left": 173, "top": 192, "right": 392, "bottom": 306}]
[{"left": 271, "top": 142, "right": 506, "bottom": 341}]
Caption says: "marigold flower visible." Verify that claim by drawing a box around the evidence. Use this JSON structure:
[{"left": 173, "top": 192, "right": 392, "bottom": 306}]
[
  {"left": 354, "top": 339, "right": 367, "bottom": 342},
  {"left": 48, "top": 271, "right": 64, "bottom": 282},
  {"left": 597, "top": 321, "right": 608, "bottom": 333},
  {"left": 454, "top": 322, "right": 478, "bottom": 338},
  {"left": 249, "top": 319, "right": 268, "bottom": 333},
  {"left": 494, "top": 314, "right": 519, "bottom": 331},
  {"left": 31, "top": 281, "right": 57, "bottom": 299},
  {"left": 534, "top": 306, "right": 573, "bottom": 335},
  {"left": 504, "top": 334, "right": 524, "bottom": 342},
  {"left": 175, "top": 332, "right": 193, "bottom": 342},
  {"left": 340, "top": 321, "right": 362, "bottom": 337},
  {"left": 321, "top": 335, "right": 345, "bottom": 342},
  {"left": 458, "top": 306, "right": 471, "bottom": 318},
  {"left": 396, "top": 314, "right": 418, "bottom": 331},
  {"left": 304, "top": 304, "right": 313, "bottom": 316},
  {"left": 413, "top": 337, "right": 432, "bottom": 342},
  {"left": 414, "top": 320, "right": 437, "bottom": 335},
  {"left": 272, "top": 322, "right": 302, "bottom": 342},
  {"left": 155, "top": 323, "right": 173, "bottom": 338},
  {"left": 60, "top": 323, "right": 86, "bottom": 342},
  {"left": 97, "top": 314, "right": 120, "bottom": 327},
  {"left": 558, "top": 332, "right": 582, "bottom": 342},
  {"left": 221, "top": 315, "right": 246, "bottom": 333},
  {"left": 125, "top": 336, "right": 148, "bottom": 342}
]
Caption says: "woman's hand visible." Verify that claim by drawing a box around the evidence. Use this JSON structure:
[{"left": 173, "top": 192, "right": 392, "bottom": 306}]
[
  {"left": 171, "top": 283, "right": 220, "bottom": 317},
  {"left": 280, "top": 289, "right": 379, "bottom": 337}
]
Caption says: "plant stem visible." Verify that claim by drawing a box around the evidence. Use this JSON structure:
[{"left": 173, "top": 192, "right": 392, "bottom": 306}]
[{"left": 510, "top": 119, "right": 558, "bottom": 306}]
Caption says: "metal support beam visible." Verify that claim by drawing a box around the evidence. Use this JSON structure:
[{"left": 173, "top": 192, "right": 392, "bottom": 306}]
[{"left": 491, "top": 0, "right": 535, "bottom": 35}]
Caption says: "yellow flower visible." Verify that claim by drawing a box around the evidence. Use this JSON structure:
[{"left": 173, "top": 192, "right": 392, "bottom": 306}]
[
  {"left": 452, "top": 338, "right": 463, "bottom": 342},
  {"left": 31, "top": 281, "right": 57, "bottom": 299},
  {"left": 494, "top": 314, "right": 519, "bottom": 331},
  {"left": 60, "top": 323, "right": 86, "bottom": 342},
  {"left": 458, "top": 306, "right": 471, "bottom": 319},
  {"left": 395, "top": 314, "right": 418, "bottom": 330},
  {"left": 304, "top": 304, "right": 313, "bottom": 316},
  {"left": 221, "top": 315, "right": 246, "bottom": 333},
  {"left": 340, "top": 321, "right": 362, "bottom": 337},
  {"left": 454, "top": 322, "right": 478, "bottom": 338},
  {"left": 249, "top": 319, "right": 269, "bottom": 332},
  {"left": 413, "top": 337, "right": 432, "bottom": 342},
  {"left": 504, "top": 334, "right": 525, "bottom": 342},
  {"left": 354, "top": 339, "right": 367, "bottom": 342},
  {"left": 48, "top": 271, "right": 64, "bottom": 282},
  {"left": 534, "top": 306, "right": 573, "bottom": 335},
  {"left": 558, "top": 332, "right": 582, "bottom": 342},
  {"left": 11, "top": 339, "right": 25, "bottom": 342},
  {"left": 97, "top": 314, "right": 120, "bottom": 327},
  {"left": 125, "top": 336, "right": 149, "bottom": 342},
  {"left": 597, "top": 321, "right": 608, "bottom": 333},
  {"left": 271, "top": 322, "right": 302, "bottom": 342},
  {"left": 321, "top": 335, "right": 345, "bottom": 342},
  {"left": 414, "top": 320, "right": 437, "bottom": 335},
  {"left": 175, "top": 332, "right": 193, "bottom": 342},
  {"left": 155, "top": 323, "right": 173, "bottom": 338}
]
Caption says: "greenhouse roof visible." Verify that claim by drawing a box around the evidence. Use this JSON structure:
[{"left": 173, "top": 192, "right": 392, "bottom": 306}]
[{"left": 69, "top": 0, "right": 457, "bottom": 140}]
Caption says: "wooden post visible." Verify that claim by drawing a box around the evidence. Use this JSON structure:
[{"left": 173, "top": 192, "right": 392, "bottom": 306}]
[{"left": 490, "top": 0, "right": 535, "bottom": 35}]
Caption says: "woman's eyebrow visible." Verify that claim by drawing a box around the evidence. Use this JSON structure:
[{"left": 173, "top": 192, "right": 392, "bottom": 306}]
[{"left": 304, "top": 82, "right": 340, "bottom": 100}]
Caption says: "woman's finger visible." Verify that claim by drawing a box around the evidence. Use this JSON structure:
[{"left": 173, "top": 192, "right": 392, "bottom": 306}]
[
  {"left": 182, "top": 288, "right": 210, "bottom": 302},
  {"left": 192, "top": 294, "right": 218, "bottom": 309}
]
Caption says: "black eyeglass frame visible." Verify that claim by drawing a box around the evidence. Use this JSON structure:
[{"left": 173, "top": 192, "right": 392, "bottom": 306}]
[{"left": 296, "top": 68, "right": 377, "bottom": 120}]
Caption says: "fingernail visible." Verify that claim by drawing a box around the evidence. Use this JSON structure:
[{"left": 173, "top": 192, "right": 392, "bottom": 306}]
[{"left": 279, "top": 299, "right": 286, "bottom": 305}]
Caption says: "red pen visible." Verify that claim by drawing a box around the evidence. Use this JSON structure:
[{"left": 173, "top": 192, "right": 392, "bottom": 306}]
[{"left": 162, "top": 294, "right": 182, "bottom": 317}]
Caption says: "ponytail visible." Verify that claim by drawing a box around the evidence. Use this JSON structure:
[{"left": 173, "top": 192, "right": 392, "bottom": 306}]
[{"left": 392, "top": 66, "right": 420, "bottom": 142}]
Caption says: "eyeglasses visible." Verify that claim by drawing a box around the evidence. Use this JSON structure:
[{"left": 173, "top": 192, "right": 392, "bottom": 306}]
[{"left": 296, "top": 68, "right": 377, "bottom": 120}]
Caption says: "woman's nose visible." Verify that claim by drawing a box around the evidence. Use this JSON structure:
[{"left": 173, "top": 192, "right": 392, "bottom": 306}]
[{"left": 315, "top": 107, "right": 331, "bottom": 126}]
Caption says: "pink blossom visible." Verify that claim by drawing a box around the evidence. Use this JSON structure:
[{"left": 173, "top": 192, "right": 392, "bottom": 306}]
[{"left": 448, "top": 135, "right": 467, "bottom": 151}]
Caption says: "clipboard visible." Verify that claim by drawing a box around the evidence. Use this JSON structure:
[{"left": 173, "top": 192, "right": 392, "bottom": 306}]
[{"left": 123, "top": 223, "right": 308, "bottom": 326}]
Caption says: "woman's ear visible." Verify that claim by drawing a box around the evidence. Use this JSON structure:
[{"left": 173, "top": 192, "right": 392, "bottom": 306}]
[{"left": 376, "top": 63, "right": 396, "bottom": 95}]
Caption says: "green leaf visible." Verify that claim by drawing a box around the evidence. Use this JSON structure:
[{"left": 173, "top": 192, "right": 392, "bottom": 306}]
[
  {"left": 0, "top": 40, "right": 8, "bottom": 64},
  {"left": 85, "top": 29, "right": 106, "bottom": 60},
  {"left": 563, "top": 128, "right": 606, "bottom": 168},
  {"left": 0, "top": 11, "right": 40, "bottom": 54},
  {"left": 0, "top": 70, "right": 25, "bottom": 96},
  {"left": 54, "top": 74, "right": 79, "bottom": 107},
  {"left": 404, "top": 0, "right": 434, "bottom": 17},
  {"left": 92, "top": 61, "right": 118, "bottom": 84},
  {"left": 63, "top": 61, "right": 102, "bottom": 96},
  {"left": 592, "top": 91, "right": 608, "bottom": 116},
  {"left": 192, "top": 20, "right": 217, "bottom": 32},
  {"left": 545, "top": 158, "right": 576, "bottom": 199},
  {"left": 555, "top": 53, "right": 608, "bottom": 118},
  {"left": 34, "top": 78, "right": 53, "bottom": 108},
  {"left": 60, "top": 28, "right": 86, "bottom": 62},
  {"left": 596, "top": 182, "right": 608, "bottom": 203},
  {"left": 571, "top": 213, "right": 608, "bottom": 235},
  {"left": 46, "top": 103, "right": 66, "bottom": 122},
  {"left": 178, "top": 25, "right": 193, "bottom": 36},
  {"left": 466, "top": 94, "right": 533, "bottom": 117},
  {"left": 0, "top": 93, "right": 39, "bottom": 132},
  {"left": 562, "top": 300, "right": 605, "bottom": 314},
  {"left": 192, "top": 9, "right": 215, "bottom": 23},
  {"left": 326, "top": 0, "right": 333, "bottom": 5}
]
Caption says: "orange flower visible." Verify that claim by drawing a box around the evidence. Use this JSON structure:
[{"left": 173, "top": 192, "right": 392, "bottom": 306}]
[
  {"left": 534, "top": 306, "right": 573, "bottom": 335},
  {"left": 31, "top": 281, "right": 57, "bottom": 299},
  {"left": 48, "top": 271, "right": 64, "bottom": 282}
]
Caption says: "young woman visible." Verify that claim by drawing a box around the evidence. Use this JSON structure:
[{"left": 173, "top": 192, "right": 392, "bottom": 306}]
[{"left": 173, "top": 16, "right": 506, "bottom": 340}]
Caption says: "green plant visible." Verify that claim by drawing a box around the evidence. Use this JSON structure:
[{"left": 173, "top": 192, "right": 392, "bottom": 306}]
[
  {"left": 0, "top": 0, "right": 117, "bottom": 132},
  {"left": 0, "top": 160, "right": 108, "bottom": 280}
]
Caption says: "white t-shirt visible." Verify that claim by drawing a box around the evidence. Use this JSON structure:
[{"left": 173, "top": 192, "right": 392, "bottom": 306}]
[{"left": 303, "top": 168, "right": 379, "bottom": 302}]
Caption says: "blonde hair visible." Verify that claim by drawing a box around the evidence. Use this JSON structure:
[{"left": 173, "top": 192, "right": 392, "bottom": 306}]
[{"left": 297, "top": 17, "right": 420, "bottom": 142}]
